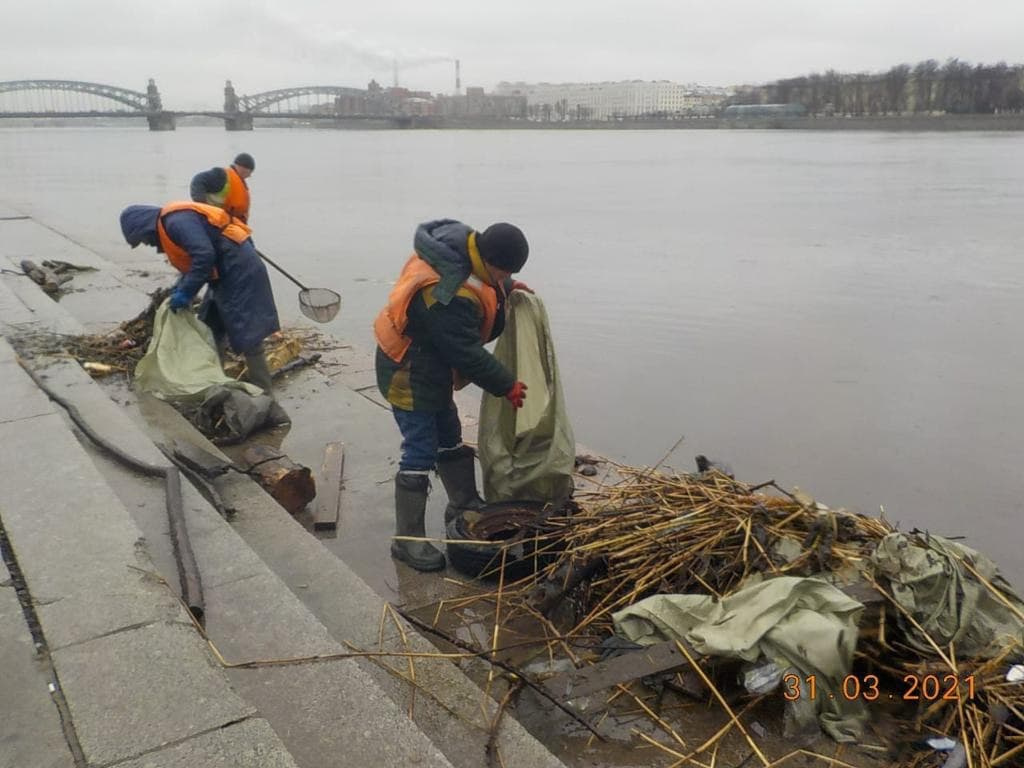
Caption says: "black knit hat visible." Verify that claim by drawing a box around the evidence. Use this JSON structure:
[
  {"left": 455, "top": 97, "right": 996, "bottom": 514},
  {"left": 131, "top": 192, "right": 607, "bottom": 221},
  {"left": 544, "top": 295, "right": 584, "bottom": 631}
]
[
  {"left": 477, "top": 223, "right": 529, "bottom": 273},
  {"left": 233, "top": 152, "right": 255, "bottom": 170}
]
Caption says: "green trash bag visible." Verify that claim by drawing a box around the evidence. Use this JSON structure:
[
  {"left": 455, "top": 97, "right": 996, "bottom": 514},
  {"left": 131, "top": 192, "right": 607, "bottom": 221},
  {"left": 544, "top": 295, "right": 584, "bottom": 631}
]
[
  {"left": 135, "top": 299, "right": 261, "bottom": 401},
  {"left": 478, "top": 291, "right": 575, "bottom": 505}
]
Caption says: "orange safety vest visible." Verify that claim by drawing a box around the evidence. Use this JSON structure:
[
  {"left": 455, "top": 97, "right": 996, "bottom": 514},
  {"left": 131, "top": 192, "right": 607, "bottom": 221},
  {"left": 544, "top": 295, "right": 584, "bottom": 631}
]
[
  {"left": 156, "top": 202, "right": 251, "bottom": 275},
  {"left": 375, "top": 254, "right": 499, "bottom": 374},
  {"left": 223, "top": 166, "right": 250, "bottom": 223}
]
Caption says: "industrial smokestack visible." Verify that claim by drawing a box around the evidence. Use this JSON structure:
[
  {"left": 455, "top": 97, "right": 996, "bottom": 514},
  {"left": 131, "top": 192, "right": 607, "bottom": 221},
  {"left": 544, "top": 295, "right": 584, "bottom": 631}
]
[
  {"left": 393, "top": 59, "right": 399, "bottom": 88},
  {"left": 455, "top": 59, "right": 461, "bottom": 94}
]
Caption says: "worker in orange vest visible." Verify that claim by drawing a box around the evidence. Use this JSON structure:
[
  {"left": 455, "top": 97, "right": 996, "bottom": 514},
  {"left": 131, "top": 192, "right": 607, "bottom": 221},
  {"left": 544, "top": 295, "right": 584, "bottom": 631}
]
[
  {"left": 189, "top": 152, "right": 254, "bottom": 223},
  {"left": 119, "top": 201, "right": 279, "bottom": 394},
  {"left": 374, "top": 220, "right": 531, "bottom": 571}
]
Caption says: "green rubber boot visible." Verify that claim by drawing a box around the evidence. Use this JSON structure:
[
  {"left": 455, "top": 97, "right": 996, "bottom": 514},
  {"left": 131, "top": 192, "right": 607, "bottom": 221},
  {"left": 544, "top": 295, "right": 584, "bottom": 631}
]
[
  {"left": 390, "top": 472, "right": 446, "bottom": 572},
  {"left": 436, "top": 445, "right": 485, "bottom": 524},
  {"left": 244, "top": 347, "right": 274, "bottom": 395}
]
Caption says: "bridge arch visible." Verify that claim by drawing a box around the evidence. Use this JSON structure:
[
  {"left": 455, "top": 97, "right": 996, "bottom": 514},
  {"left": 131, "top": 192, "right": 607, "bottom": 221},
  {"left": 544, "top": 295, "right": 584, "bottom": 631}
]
[
  {"left": 238, "top": 85, "right": 366, "bottom": 113},
  {"left": 0, "top": 79, "right": 161, "bottom": 112}
]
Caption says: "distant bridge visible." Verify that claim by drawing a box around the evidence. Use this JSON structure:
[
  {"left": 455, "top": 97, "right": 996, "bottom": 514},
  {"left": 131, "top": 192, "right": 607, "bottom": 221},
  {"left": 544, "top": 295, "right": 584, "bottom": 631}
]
[
  {"left": 0, "top": 80, "right": 421, "bottom": 130},
  {"left": 0, "top": 79, "right": 176, "bottom": 129}
]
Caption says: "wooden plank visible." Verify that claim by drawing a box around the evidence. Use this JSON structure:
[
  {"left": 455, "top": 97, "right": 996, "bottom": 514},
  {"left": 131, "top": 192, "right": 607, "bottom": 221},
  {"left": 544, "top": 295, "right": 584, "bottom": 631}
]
[
  {"left": 313, "top": 442, "right": 345, "bottom": 531},
  {"left": 543, "top": 640, "right": 697, "bottom": 701}
]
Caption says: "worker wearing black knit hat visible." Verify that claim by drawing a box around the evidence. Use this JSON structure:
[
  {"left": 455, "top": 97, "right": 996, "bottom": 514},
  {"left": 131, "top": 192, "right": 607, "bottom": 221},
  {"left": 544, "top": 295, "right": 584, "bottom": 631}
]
[
  {"left": 476, "top": 222, "right": 529, "bottom": 273},
  {"left": 373, "top": 219, "right": 533, "bottom": 571},
  {"left": 233, "top": 153, "right": 255, "bottom": 173},
  {"left": 189, "top": 152, "right": 255, "bottom": 223}
]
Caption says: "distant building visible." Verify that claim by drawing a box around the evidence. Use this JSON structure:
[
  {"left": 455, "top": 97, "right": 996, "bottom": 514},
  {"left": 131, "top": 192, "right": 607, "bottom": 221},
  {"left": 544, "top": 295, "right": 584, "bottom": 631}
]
[
  {"left": 435, "top": 87, "right": 527, "bottom": 119},
  {"left": 401, "top": 97, "right": 435, "bottom": 116},
  {"left": 494, "top": 80, "right": 728, "bottom": 120},
  {"left": 330, "top": 80, "right": 440, "bottom": 117}
]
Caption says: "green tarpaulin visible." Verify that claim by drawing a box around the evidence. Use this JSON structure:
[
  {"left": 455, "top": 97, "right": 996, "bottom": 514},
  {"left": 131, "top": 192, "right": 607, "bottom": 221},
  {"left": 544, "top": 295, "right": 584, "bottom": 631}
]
[
  {"left": 612, "top": 576, "right": 868, "bottom": 741},
  {"left": 870, "top": 532, "right": 1024, "bottom": 658}
]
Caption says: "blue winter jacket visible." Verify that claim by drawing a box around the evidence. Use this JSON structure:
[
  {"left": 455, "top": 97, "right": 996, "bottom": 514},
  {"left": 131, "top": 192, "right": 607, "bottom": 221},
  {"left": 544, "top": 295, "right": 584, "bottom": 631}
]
[{"left": 119, "top": 204, "right": 280, "bottom": 353}]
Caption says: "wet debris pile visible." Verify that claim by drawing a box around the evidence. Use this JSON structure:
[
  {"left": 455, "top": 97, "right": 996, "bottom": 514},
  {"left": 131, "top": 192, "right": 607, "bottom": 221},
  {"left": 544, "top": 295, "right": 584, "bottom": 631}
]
[
  {"left": 536, "top": 468, "right": 890, "bottom": 624},
  {"left": 8, "top": 287, "right": 171, "bottom": 374},
  {"left": 57, "top": 288, "right": 329, "bottom": 381},
  {"left": 434, "top": 464, "right": 1024, "bottom": 768},
  {"left": 60, "top": 287, "right": 172, "bottom": 374}
]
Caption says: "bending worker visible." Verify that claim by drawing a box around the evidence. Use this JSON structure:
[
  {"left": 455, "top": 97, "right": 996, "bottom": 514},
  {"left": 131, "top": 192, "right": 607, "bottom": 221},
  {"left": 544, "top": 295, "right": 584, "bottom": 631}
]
[
  {"left": 374, "top": 219, "right": 531, "bottom": 571},
  {"left": 190, "top": 152, "right": 255, "bottom": 223},
  {"left": 119, "top": 201, "right": 279, "bottom": 394}
]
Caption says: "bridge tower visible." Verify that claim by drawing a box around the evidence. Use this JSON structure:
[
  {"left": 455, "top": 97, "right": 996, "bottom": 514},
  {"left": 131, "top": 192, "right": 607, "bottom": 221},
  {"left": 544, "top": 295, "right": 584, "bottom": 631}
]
[
  {"left": 145, "top": 78, "right": 175, "bottom": 131},
  {"left": 223, "top": 80, "right": 253, "bottom": 131}
]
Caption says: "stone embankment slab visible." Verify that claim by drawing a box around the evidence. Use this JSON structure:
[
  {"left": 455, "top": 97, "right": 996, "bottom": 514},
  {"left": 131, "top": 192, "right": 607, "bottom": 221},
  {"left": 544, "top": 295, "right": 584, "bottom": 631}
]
[{"left": 0, "top": 337, "right": 301, "bottom": 767}]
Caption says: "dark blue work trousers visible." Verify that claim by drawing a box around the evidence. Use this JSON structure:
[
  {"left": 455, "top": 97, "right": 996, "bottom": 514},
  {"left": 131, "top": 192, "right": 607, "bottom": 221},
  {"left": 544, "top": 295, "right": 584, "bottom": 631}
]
[{"left": 391, "top": 401, "right": 463, "bottom": 472}]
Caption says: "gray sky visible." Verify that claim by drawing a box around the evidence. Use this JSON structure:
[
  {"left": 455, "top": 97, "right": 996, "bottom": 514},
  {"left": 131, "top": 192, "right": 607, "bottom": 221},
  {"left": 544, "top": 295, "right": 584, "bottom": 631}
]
[{"left": 3, "top": 0, "right": 1023, "bottom": 108}]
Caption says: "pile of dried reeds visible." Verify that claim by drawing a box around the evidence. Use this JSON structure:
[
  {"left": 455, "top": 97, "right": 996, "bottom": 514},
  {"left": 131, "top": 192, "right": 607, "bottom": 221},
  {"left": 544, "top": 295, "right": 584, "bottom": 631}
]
[
  {"left": 438, "top": 464, "right": 1024, "bottom": 767},
  {"left": 879, "top": 640, "right": 1024, "bottom": 768},
  {"left": 524, "top": 466, "right": 893, "bottom": 636},
  {"left": 856, "top": 552, "right": 1024, "bottom": 768}
]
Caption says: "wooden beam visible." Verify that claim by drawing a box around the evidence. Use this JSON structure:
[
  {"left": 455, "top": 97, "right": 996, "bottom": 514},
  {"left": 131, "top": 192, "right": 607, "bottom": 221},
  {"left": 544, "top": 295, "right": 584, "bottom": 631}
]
[
  {"left": 543, "top": 639, "right": 703, "bottom": 702},
  {"left": 313, "top": 442, "right": 345, "bottom": 531},
  {"left": 241, "top": 444, "right": 315, "bottom": 516}
]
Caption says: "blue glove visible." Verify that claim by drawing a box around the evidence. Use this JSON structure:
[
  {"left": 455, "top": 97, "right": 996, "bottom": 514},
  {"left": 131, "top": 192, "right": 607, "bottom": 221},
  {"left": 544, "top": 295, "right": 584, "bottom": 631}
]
[{"left": 168, "top": 290, "right": 191, "bottom": 313}]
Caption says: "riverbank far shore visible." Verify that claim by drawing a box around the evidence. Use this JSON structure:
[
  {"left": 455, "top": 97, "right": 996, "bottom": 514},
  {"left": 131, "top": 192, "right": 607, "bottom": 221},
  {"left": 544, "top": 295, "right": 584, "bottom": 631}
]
[
  {"left": 313, "top": 112, "right": 1024, "bottom": 131},
  {"left": 10, "top": 112, "right": 1024, "bottom": 131}
]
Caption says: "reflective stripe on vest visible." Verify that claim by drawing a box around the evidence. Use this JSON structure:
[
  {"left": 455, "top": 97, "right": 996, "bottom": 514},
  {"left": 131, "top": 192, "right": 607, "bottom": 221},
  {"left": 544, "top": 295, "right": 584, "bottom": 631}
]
[
  {"left": 156, "top": 201, "right": 251, "bottom": 275},
  {"left": 224, "top": 166, "right": 250, "bottom": 223},
  {"left": 374, "top": 254, "right": 498, "bottom": 364}
]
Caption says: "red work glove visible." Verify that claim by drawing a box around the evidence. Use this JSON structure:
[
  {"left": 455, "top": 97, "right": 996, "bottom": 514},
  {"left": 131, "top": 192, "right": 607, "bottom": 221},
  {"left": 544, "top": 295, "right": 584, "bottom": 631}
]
[
  {"left": 505, "top": 381, "right": 528, "bottom": 408},
  {"left": 510, "top": 280, "right": 534, "bottom": 294}
]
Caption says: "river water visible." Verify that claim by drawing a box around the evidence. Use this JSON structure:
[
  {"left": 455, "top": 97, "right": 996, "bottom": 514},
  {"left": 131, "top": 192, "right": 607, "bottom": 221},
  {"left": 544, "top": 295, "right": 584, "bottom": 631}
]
[{"left": 2, "top": 124, "right": 1022, "bottom": 585}]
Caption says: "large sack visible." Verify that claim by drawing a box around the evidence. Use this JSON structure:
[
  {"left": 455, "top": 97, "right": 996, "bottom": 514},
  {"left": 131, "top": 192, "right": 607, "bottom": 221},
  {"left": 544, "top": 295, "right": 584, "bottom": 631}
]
[
  {"left": 135, "top": 301, "right": 285, "bottom": 442},
  {"left": 478, "top": 292, "right": 574, "bottom": 504},
  {"left": 135, "top": 300, "right": 261, "bottom": 400}
]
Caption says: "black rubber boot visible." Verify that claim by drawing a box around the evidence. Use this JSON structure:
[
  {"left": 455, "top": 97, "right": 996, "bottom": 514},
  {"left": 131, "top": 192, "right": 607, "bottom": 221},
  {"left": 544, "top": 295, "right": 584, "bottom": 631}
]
[
  {"left": 436, "top": 445, "right": 485, "bottom": 524},
  {"left": 244, "top": 346, "right": 274, "bottom": 395},
  {"left": 390, "top": 472, "right": 446, "bottom": 572}
]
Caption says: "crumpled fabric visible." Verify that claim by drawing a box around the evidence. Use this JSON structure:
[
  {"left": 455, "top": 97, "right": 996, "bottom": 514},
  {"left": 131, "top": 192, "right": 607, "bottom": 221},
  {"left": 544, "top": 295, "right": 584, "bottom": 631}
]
[
  {"left": 612, "top": 576, "right": 867, "bottom": 742},
  {"left": 135, "top": 300, "right": 262, "bottom": 400},
  {"left": 870, "top": 532, "right": 1024, "bottom": 658},
  {"left": 135, "top": 300, "right": 285, "bottom": 441},
  {"left": 192, "top": 386, "right": 290, "bottom": 444},
  {"left": 478, "top": 291, "right": 575, "bottom": 505}
]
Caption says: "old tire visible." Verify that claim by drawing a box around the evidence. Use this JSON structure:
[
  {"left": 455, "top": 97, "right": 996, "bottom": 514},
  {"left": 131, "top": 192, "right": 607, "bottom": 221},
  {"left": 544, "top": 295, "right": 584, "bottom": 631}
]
[{"left": 445, "top": 501, "right": 562, "bottom": 582}]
